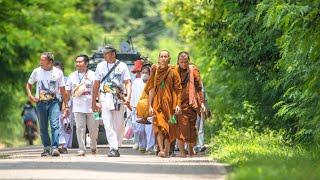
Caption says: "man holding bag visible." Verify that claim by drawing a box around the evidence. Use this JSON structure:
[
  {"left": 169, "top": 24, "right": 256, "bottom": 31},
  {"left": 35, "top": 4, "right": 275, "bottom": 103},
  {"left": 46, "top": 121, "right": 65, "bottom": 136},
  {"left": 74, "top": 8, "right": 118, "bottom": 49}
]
[
  {"left": 66, "top": 54, "right": 98, "bottom": 156},
  {"left": 92, "top": 45, "right": 132, "bottom": 157}
]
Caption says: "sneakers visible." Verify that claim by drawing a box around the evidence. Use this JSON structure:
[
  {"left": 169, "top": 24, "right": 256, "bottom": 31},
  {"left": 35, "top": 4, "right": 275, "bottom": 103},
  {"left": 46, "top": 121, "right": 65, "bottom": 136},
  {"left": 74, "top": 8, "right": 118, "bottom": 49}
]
[
  {"left": 108, "top": 149, "right": 120, "bottom": 157},
  {"left": 174, "top": 146, "right": 180, "bottom": 152},
  {"left": 41, "top": 147, "right": 51, "bottom": 157},
  {"left": 51, "top": 148, "right": 60, "bottom": 157},
  {"left": 195, "top": 146, "right": 207, "bottom": 153},
  {"left": 145, "top": 150, "right": 156, "bottom": 155},
  {"left": 139, "top": 148, "right": 146, "bottom": 153},
  {"left": 199, "top": 146, "right": 207, "bottom": 152},
  {"left": 77, "top": 150, "right": 85, "bottom": 156},
  {"left": 58, "top": 147, "right": 68, "bottom": 154},
  {"left": 41, "top": 147, "right": 60, "bottom": 157},
  {"left": 132, "top": 143, "right": 139, "bottom": 150}
]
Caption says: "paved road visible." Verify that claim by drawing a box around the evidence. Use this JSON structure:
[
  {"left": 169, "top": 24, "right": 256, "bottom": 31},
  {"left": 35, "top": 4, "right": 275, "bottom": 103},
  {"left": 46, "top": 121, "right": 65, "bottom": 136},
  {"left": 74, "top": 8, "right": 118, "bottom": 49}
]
[{"left": 0, "top": 145, "right": 229, "bottom": 180}]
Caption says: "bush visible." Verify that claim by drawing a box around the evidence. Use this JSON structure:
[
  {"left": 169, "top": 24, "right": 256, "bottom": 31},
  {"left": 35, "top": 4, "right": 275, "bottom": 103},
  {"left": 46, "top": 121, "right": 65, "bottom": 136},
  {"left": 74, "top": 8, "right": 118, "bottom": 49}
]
[{"left": 210, "top": 126, "right": 320, "bottom": 179}]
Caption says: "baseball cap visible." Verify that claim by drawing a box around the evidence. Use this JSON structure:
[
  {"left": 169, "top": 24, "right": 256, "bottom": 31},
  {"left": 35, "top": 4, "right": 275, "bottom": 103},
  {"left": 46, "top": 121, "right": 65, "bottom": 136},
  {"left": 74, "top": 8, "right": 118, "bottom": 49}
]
[
  {"left": 103, "top": 44, "right": 116, "bottom": 54},
  {"left": 131, "top": 59, "right": 144, "bottom": 73}
]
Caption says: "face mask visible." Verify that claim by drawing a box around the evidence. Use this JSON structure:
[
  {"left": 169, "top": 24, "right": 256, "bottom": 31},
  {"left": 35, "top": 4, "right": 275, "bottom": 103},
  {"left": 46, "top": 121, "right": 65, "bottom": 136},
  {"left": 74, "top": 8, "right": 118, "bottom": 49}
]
[{"left": 141, "top": 74, "right": 149, "bottom": 81}]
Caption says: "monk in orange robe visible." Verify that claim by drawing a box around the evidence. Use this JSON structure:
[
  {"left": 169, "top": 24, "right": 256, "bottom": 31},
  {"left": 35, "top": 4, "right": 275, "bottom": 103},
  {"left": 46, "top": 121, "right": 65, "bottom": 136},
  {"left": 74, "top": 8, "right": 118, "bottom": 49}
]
[
  {"left": 175, "top": 51, "right": 205, "bottom": 157},
  {"left": 145, "top": 50, "right": 182, "bottom": 158}
]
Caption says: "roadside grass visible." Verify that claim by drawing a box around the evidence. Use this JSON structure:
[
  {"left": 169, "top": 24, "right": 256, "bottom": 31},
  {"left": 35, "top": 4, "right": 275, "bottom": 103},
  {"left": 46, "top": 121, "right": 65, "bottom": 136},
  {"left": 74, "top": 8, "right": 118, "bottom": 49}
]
[
  {"left": 209, "top": 126, "right": 320, "bottom": 179},
  {"left": 0, "top": 154, "right": 10, "bottom": 159}
]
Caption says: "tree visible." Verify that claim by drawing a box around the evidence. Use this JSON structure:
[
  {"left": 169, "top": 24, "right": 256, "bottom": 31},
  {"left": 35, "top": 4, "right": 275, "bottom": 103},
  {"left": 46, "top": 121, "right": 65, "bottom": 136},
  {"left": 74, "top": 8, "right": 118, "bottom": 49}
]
[
  {"left": 0, "top": 0, "right": 103, "bottom": 145},
  {"left": 163, "top": 0, "right": 320, "bottom": 144}
]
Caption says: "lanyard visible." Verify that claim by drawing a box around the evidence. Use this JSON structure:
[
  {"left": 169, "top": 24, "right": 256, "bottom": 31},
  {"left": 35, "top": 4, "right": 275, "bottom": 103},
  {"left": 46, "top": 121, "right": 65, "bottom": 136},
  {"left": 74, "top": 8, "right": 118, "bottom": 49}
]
[{"left": 77, "top": 70, "right": 87, "bottom": 83}]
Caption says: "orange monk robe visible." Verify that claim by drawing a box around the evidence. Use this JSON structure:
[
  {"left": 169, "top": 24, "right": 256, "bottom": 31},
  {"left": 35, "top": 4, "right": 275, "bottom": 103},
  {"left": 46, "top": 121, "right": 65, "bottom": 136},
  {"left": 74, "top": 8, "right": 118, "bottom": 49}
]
[
  {"left": 145, "top": 65, "right": 182, "bottom": 143},
  {"left": 176, "top": 65, "right": 204, "bottom": 143}
]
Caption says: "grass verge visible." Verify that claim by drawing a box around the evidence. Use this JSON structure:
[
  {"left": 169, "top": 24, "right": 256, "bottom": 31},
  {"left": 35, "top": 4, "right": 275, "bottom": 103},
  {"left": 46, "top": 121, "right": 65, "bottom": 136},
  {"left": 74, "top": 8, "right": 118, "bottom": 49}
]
[
  {"left": 0, "top": 154, "right": 10, "bottom": 159},
  {"left": 210, "top": 126, "right": 320, "bottom": 179}
]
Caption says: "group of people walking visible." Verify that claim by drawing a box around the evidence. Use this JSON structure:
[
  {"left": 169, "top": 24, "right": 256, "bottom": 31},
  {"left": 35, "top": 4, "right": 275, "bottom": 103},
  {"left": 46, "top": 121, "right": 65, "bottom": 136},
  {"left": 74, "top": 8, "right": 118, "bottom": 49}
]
[{"left": 25, "top": 45, "right": 207, "bottom": 158}]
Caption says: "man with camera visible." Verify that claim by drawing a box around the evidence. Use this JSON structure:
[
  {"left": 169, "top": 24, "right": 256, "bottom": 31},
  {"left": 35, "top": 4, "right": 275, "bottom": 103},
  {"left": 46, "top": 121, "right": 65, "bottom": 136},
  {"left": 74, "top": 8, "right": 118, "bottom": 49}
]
[{"left": 92, "top": 45, "right": 132, "bottom": 157}]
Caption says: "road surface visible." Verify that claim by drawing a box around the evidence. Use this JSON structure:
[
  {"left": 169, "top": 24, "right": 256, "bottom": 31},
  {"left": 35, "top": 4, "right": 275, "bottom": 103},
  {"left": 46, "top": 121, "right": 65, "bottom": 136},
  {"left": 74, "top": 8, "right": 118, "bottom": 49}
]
[{"left": 0, "top": 145, "right": 229, "bottom": 180}]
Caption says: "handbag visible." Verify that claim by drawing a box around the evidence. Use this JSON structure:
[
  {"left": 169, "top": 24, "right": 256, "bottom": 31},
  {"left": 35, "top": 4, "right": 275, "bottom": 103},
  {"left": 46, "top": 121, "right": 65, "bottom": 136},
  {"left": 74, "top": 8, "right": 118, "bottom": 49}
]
[
  {"left": 136, "top": 89, "right": 150, "bottom": 121},
  {"left": 72, "top": 81, "right": 86, "bottom": 97},
  {"left": 124, "top": 125, "right": 134, "bottom": 139},
  {"left": 72, "top": 71, "right": 88, "bottom": 97}
]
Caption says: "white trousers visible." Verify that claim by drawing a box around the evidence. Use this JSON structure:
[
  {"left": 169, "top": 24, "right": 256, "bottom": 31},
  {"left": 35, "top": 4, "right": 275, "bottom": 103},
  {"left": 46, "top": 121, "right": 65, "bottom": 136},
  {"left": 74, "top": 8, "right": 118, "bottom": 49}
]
[
  {"left": 195, "top": 114, "right": 205, "bottom": 147},
  {"left": 74, "top": 112, "right": 98, "bottom": 151},
  {"left": 135, "top": 117, "right": 155, "bottom": 151},
  {"left": 101, "top": 102, "right": 125, "bottom": 150},
  {"left": 131, "top": 108, "right": 139, "bottom": 144},
  {"left": 131, "top": 107, "right": 155, "bottom": 151},
  {"left": 58, "top": 113, "right": 73, "bottom": 148}
]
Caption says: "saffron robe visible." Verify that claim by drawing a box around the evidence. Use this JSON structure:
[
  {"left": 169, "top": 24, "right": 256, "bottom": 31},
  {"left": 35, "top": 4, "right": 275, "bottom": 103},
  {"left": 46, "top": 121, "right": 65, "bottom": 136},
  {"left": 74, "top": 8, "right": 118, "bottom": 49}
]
[{"left": 145, "top": 65, "right": 182, "bottom": 142}]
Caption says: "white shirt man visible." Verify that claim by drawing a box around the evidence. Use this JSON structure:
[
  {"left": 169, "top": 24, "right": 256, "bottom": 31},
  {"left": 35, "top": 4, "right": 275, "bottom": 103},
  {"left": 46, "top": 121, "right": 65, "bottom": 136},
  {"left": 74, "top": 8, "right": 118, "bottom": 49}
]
[
  {"left": 92, "top": 45, "right": 131, "bottom": 157},
  {"left": 26, "top": 52, "right": 69, "bottom": 157},
  {"left": 68, "top": 70, "right": 95, "bottom": 113},
  {"left": 66, "top": 54, "right": 98, "bottom": 156},
  {"left": 29, "top": 66, "right": 65, "bottom": 101}
]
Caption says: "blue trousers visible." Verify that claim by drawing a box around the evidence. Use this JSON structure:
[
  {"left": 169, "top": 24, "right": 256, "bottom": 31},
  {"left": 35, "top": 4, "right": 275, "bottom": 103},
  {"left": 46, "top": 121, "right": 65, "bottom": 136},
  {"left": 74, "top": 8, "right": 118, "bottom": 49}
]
[{"left": 36, "top": 100, "right": 60, "bottom": 148}]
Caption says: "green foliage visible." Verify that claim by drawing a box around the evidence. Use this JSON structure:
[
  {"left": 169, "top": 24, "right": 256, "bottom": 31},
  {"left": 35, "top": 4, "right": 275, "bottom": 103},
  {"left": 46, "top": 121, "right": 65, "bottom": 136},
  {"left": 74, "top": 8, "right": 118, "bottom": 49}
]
[
  {"left": 257, "top": 0, "right": 320, "bottom": 144},
  {"left": 0, "top": 0, "right": 181, "bottom": 146},
  {"left": 91, "top": 0, "right": 171, "bottom": 57},
  {"left": 163, "top": 1, "right": 320, "bottom": 178},
  {"left": 211, "top": 125, "right": 290, "bottom": 165},
  {"left": 0, "top": 0, "right": 103, "bottom": 146},
  {"left": 163, "top": 0, "right": 320, "bottom": 145},
  {"left": 210, "top": 126, "right": 320, "bottom": 179},
  {"left": 0, "top": 85, "right": 25, "bottom": 146}
]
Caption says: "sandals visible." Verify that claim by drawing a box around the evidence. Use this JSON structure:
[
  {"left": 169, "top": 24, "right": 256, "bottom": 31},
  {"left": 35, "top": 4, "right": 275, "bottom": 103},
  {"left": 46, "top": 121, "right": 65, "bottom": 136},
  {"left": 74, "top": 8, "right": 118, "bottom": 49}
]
[
  {"left": 158, "top": 151, "right": 165, "bottom": 158},
  {"left": 177, "top": 153, "right": 187, "bottom": 158},
  {"left": 158, "top": 151, "right": 169, "bottom": 158}
]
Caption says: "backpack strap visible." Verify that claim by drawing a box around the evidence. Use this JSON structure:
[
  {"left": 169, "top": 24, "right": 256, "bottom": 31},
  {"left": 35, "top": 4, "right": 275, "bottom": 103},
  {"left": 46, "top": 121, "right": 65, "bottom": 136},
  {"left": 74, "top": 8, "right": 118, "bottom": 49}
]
[{"left": 101, "top": 60, "right": 121, "bottom": 83}]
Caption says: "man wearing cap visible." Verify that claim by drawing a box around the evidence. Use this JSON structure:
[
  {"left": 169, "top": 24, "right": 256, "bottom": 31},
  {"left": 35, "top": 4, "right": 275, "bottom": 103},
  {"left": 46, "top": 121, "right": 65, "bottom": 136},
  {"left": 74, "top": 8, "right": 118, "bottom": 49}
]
[
  {"left": 26, "top": 52, "right": 69, "bottom": 157},
  {"left": 131, "top": 59, "right": 144, "bottom": 78},
  {"left": 92, "top": 45, "right": 132, "bottom": 157}
]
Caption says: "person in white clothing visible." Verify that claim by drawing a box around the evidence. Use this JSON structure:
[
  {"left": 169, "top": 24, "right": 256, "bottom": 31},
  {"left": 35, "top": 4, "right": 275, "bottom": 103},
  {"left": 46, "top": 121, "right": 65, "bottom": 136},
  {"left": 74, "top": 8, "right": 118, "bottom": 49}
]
[
  {"left": 54, "top": 61, "right": 73, "bottom": 154},
  {"left": 66, "top": 54, "right": 98, "bottom": 156},
  {"left": 130, "top": 64, "right": 155, "bottom": 154},
  {"left": 130, "top": 59, "right": 144, "bottom": 150},
  {"left": 26, "top": 52, "right": 69, "bottom": 157},
  {"left": 92, "top": 45, "right": 132, "bottom": 157}
]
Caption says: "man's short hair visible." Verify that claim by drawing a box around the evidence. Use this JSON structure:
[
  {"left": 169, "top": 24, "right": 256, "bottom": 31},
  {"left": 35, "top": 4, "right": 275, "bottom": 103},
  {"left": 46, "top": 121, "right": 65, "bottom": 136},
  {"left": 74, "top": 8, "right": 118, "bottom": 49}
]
[
  {"left": 76, "top": 54, "right": 90, "bottom": 63},
  {"left": 103, "top": 45, "right": 117, "bottom": 54},
  {"left": 41, "top": 52, "right": 54, "bottom": 61}
]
